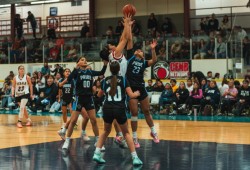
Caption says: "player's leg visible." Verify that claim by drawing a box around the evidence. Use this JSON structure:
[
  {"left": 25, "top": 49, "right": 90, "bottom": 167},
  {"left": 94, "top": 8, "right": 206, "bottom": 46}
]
[
  {"left": 113, "top": 120, "right": 125, "bottom": 146},
  {"left": 87, "top": 109, "right": 99, "bottom": 142},
  {"left": 129, "top": 98, "right": 140, "bottom": 148},
  {"left": 80, "top": 108, "right": 90, "bottom": 141},
  {"left": 140, "top": 96, "right": 159, "bottom": 143}
]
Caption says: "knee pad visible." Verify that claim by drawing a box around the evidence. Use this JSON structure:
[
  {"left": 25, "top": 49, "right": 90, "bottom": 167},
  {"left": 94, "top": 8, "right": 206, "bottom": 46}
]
[{"left": 131, "top": 116, "right": 138, "bottom": 122}]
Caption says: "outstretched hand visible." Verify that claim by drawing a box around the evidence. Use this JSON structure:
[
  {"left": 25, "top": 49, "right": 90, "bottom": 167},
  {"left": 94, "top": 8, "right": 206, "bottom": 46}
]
[{"left": 150, "top": 39, "right": 157, "bottom": 49}]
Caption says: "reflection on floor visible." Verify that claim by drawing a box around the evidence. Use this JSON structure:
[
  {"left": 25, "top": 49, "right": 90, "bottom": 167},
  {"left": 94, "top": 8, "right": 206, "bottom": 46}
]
[{"left": 0, "top": 137, "right": 250, "bottom": 170}]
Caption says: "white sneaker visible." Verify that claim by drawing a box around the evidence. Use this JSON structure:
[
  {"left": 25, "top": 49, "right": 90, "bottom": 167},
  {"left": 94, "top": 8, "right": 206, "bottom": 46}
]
[
  {"left": 94, "top": 142, "right": 105, "bottom": 151},
  {"left": 81, "top": 134, "right": 90, "bottom": 142},
  {"left": 37, "top": 110, "right": 42, "bottom": 113},
  {"left": 58, "top": 129, "right": 66, "bottom": 140},
  {"left": 62, "top": 139, "right": 70, "bottom": 150},
  {"left": 49, "top": 109, "right": 55, "bottom": 113},
  {"left": 97, "top": 107, "right": 102, "bottom": 114},
  {"left": 8, "top": 102, "right": 15, "bottom": 107}
]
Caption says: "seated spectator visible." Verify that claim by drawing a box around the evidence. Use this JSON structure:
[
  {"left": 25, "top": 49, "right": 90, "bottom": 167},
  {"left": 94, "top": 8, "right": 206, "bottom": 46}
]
[
  {"left": 54, "top": 72, "right": 62, "bottom": 85},
  {"left": 153, "top": 80, "right": 165, "bottom": 92},
  {"left": 115, "top": 20, "right": 124, "bottom": 37},
  {"left": 214, "top": 72, "right": 220, "bottom": 79},
  {"left": 172, "top": 81, "right": 189, "bottom": 115},
  {"left": 132, "top": 20, "right": 141, "bottom": 36},
  {"left": 34, "top": 75, "right": 58, "bottom": 112},
  {"left": 171, "top": 41, "right": 182, "bottom": 59},
  {"left": 181, "top": 39, "right": 190, "bottom": 59},
  {"left": 0, "top": 50, "right": 8, "bottom": 63},
  {"left": 206, "top": 38, "right": 215, "bottom": 58},
  {"left": 200, "top": 80, "right": 220, "bottom": 114},
  {"left": 234, "top": 80, "right": 241, "bottom": 91},
  {"left": 219, "top": 79, "right": 238, "bottom": 115},
  {"left": 49, "top": 46, "right": 59, "bottom": 61},
  {"left": 170, "top": 79, "right": 178, "bottom": 93},
  {"left": 207, "top": 71, "right": 213, "bottom": 79},
  {"left": 179, "top": 81, "right": 203, "bottom": 115},
  {"left": 159, "top": 83, "right": 174, "bottom": 109},
  {"left": 41, "top": 61, "right": 50, "bottom": 78},
  {"left": 64, "top": 45, "right": 77, "bottom": 61},
  {"left": 194, "top": 39, "right": 207, "bottom": 59},
  {"left": 186, "top": 78, "right": 193, "bottom": 93},
  {"left": 233, "top": 80, "right": 250, "bottom": 116},
  {"left": 218, "top": 78, "right": 228, "bottom": 96},
  {"left": 1, "top": 78, "right": 13, "bottom": 109},
  {"left": 5, "top": 71, "right": 15, "bottom": 80},
  {"left": 56, "top": 34, "right": 65, "bottom": 49},
  {"left": 146, "top": 79, "right": 154, "bottom": 92},
  {"left": 216, "top": 37, "right": 226, "bottom": 58}
]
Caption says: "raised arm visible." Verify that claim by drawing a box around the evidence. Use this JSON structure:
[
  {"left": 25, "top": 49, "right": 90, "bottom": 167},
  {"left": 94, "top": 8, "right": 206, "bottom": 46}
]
[
  {"left": 147, "top": 39, "right": 158, "bottom": 66},
  {"left": 126, "top": 19, "right": 134, "bottom": 51}
]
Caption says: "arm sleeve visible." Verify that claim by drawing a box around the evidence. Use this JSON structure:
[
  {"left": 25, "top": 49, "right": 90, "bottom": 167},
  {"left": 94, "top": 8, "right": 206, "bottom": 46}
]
[
  {"left": 91, "top": 65, "right": 107, "bottom": 76},
  {"left": 67, "top": 68, "right": 78, "bottom": 82},
  {"left": 126, "top": 49, "right": 134, "bottom": 60}
]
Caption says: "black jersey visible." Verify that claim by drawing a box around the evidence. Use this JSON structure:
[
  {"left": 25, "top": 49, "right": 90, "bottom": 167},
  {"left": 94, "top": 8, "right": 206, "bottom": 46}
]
[
  {"left": 126, "top": 50, "right": 149, "bottom": 87},
  {"left": 68, "top": 65, "right": 107, "bottom": 96},
  {"left": 59, "top": 79, "right": 74, "bottom": 100},
  {"left": 101, "top": 75, "right": 129, "bottom": 109}
]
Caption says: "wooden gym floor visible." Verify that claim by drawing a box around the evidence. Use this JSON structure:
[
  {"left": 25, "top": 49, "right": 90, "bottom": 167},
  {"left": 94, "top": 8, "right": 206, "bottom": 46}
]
[{"left": 0, "top": 111, "right": 250, "bottom": 170}]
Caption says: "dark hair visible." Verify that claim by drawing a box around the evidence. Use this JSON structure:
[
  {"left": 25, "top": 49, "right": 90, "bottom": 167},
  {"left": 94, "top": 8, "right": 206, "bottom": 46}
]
[
  {"left": 64, "top": 68, "right": 71, "bottom": 73},
  {"left": 76, "top": 56, "right": 85, "bottom": 64},
  {"left": 109, "top": 61, "right": 120, "bottom": 96},
  {"left": 99, "top": 47, "right": 110, "bottom": 61},
  {"left": 243, "top": 79, "right": 249, "bottom": 84},
  {"left": 148, "top": 79, "right": 152, "bottom": 83},
  {"left": 170, "top": 79, "right": 177, "bottom": 83},
  {"left": 48, "top": 75, "right": 55, "bottom": 80},
  {"left": 221, "top": 78, "right": 228, "bottom": 86},
  {"left": 18, "top": 65, "right": 24, "bottom": 70},
  {"left": 207, "top": 71, "right": 212, "bottom": 74}
]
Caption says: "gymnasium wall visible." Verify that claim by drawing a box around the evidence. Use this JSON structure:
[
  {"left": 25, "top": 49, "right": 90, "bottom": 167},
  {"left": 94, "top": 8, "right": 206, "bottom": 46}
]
[{"left": 95, "top": 0, "right": 184, "bottom": 36}]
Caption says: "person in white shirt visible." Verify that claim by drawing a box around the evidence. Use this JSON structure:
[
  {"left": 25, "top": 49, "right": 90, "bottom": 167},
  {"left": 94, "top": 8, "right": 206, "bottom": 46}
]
[{"left": 186, "top": 78, "right": 193, "bottom": 93}]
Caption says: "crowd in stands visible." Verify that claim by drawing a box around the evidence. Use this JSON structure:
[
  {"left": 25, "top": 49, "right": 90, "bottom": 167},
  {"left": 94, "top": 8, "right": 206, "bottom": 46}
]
[{"left": 145, "top": 71, "right": 250, "bottom": 116}]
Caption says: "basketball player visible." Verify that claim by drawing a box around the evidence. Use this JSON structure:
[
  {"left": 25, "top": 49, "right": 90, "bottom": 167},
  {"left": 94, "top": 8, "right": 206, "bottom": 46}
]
[
  {"left": 61, "top": 57, "right": 108, "bottom": 150},
  {"left": 100, "top": 15, "right": 133, "bottom": 146},
  {"left": 93, "top": 61, "right": 142, "bottom": 165},
  {"left": 11, "top": 65, "right": 33, "bottom": 128},
  {"left": 126, "top": 35, "right": 159, "bottom": 148}
]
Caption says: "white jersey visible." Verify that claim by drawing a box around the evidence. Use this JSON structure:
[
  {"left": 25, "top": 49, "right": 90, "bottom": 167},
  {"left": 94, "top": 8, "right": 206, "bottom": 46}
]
[
  {"left": 109, "top": 51, "right": 127, "bottom": 78},
  {"left": 15, "top": 74, "right": 29, "bottom": 97}
]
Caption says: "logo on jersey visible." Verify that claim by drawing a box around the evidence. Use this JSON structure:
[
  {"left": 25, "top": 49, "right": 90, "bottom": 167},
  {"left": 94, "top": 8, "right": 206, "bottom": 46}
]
[{"left": 153, "top": 61, "right": 169, "bottom": 79}]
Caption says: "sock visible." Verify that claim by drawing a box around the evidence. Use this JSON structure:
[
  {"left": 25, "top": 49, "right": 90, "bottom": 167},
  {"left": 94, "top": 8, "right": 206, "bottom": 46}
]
[
  {"left": 131, "top": 151, "right": 138, "bottom": 158},
  {"left": 27, "top": 118, "right": 31, "bottom": 122},
  {"left": 132, "top": 132, "right": 137, "bottom": 139},
  {"left": 95, "top": 136, "right": 99, "bottom": 142},
  {"left": 82, "top": 130, "right": 86, "bottom": 135},
  {"left": 117, "top": 132, "right": 123, "bottom": 137},
  {"left": 66, "top": 137, "right": 70, "bottom": 141},
  {"left": 62, "top": 127, "right": 67, "bottom": 133},
  {"left": 182, "top": 104, "right": 186, "bottom": 108},
  {"left": 95, "top": 147, "right": 101, "bottom": 154},
  {"left": 151, "top": 126, "right": 157, "bottom": 135}
]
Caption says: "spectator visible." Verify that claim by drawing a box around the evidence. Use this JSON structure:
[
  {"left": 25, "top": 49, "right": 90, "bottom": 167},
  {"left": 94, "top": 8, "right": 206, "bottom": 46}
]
[
  {"left": 161, "top": 17, "right": 172, "bottom": 35},
  {"left": 5, "top": 71, "right": 15, "bottom": 80},
  {"left": 26, "top": 11, "right": 37, "bottom": 39},
  {"left": 234, "top": 80, "right": 250, "bottom": 116},
  {"left": 80, "top": 21, "right": 90, "bottom": 38},
  {"left": 153, "top": 80, "right": 165, "bottom": 92},
  {"left": 48, "top": 17, "right": 57, "bottom": 40},
  {"left": 186, "top": 78, "right": 193, "bottom": 92},
  {"left": 243, "top": 36, "right": 250, "bottom": 65},
  {"left": 1, "top": 77, "right": 13, "bottom": 110},
  {"left": 216, "top": 37, "right": 226, "bottom": 58},
  {"left": 41, "top": 62, "right": 50, "bottom": 78},
  {"left": 106, "top": 26, "right": 114, "bottom": 38},
  {"left": 172, "top": 81, "right": 189, "bottom": 115},
  {"left": 159, "top": 83, "right": 174, "bottom": 109},
  {"left": 220, "top": 15, "right": 230, "bottom": 36},
  {"left": 214, "top": 73, "right": 220, "bottom": 79},
  {"left": 208, "top": 13, "right": 219, "bottom": 33},
  {"left": 234, "top": 80, "right": 241, "bottom": 91},
  {"left": 65, "top": 45, "right": 77, "bottom": 61},
  {"left": 194, "top": 39, "right": 207, "bottom": 59},
  {"left": 35, "top": 75, "right": 58, "bottom": 112},
  {"left": 147, "top": 13, "right": 157, "bottom": 36},
  {"left": 200, "top": 17, "right": 208, "bottom": 34},
  {"left": 14, "top": 14, "right": 24, "bottom": 40},
  {"left": 219, "top": 79, "right": 238, "bottom": 115},
  {"left": 179, "top": 81, "right": 203, "bottom": 115},
  {"left": 206, "top": 38, "right": 215, "bottom": 58},
  {"left": 132, "top": 20, "right": 141, "bottom": 36},
  {"left": 0, "top": 51, "right": 7, "bottom": 64},
  {"left": 235, "top": 26, "right": 247, "bottom": 41},
  {"left": 51, "top": 64, "right": 63, "bottom": 77},
  {"left": 37, "top": 71, "right": 46, "bottom": 92},
  {"left": 170, "top": 79, "right": 178, "bottom": 93},
  {"left": 171, "top": 41, "right": 182, "bottom": 59},
  {"left": 218, "top": 78, "right": 228, "bottom": 96},
  {"left": 207, "top": 71, "right": 213, "bottom": 79},
  {"left": 56, "top": 34, "right": 65, "bottom": 49},
  {"left": 201, "top": 78, "right": 208, "bottom": 94},
  {"left": 146, "top": 79, "right": 154, "bottom": 92},
  {"left": 200, "top": 80, "right": 220, "bottom": 114},
  {"left": 54, "top": 72, "right": 62, "bottom": 85},
  {"left": 49, "top": 46, "right": 59, "bottom": 61}
]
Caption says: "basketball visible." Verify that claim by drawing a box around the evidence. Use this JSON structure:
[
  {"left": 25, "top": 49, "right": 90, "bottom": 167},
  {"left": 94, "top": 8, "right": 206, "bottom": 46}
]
[{"left": 122, "top": 4, "right": 136, "bottom": 17}]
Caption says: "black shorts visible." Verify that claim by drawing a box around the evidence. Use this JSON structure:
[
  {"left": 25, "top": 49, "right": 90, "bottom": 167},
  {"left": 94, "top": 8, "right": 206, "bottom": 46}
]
[
  {"left": 62, "top": 99, "right": 72, "bottom": 106},
  {"left": 15, "top": 93, "right": 30, "bottom": 103},
  {"left": 130, "top": 86, "right": 148, "bottom": 101},
  {"left": 72, "top": 96, "right": 95, "bottom": 112},
  {"left": 102, "top": 108, "right": 127, "bottom": 125}
]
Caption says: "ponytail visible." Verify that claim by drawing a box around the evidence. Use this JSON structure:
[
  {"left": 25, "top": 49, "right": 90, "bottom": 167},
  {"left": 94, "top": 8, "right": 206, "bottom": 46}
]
[{"left": 109, "top": 75, "right": 117, "bottom": 96}]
